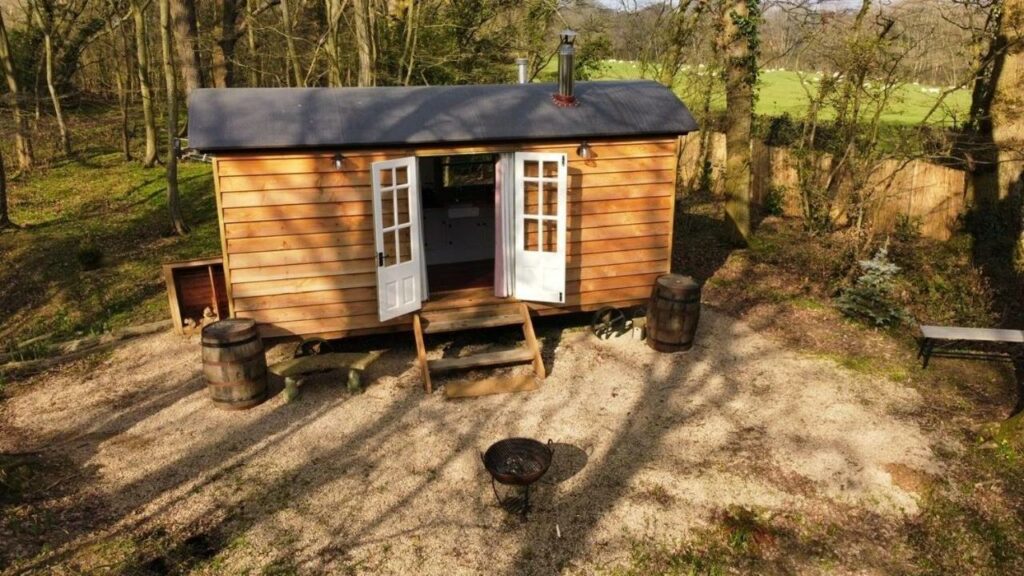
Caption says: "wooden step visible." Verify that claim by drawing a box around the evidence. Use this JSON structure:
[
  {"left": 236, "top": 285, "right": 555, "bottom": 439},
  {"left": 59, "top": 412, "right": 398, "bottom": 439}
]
[
  {"left": 428, "top": 347, "right": 535, "bottom": 373},
  {"left": 444, "top": 374, "right": 539, "bottom": 399},
  {"left": 420, "top": 301, "right": 523, "bottom": 322},
  {"left": 421, "top": 313, "right": 524, "bottom": 334},
  {"left": 412, "top": 302, "right": 546, "bottom": 394}
]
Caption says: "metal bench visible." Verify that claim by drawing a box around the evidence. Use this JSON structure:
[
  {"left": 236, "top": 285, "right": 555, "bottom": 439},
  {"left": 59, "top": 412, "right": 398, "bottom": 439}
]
[{"left": 917, "top": 325, "right": 1024, "bottom": 368}]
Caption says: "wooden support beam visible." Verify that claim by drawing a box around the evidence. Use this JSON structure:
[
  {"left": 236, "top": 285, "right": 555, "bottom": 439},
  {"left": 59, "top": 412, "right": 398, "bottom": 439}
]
[
  {"left": 520, "top": 303, "right": 546, "bottom": 379},
  {"left": 413, "top": 313, "right": 431, "bottom": 393}
]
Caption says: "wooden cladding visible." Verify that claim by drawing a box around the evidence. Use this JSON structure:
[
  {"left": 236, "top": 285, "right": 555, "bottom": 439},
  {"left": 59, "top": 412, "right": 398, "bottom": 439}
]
[{"left": 214, "top": 138, "right": 678, "bottom": 338}]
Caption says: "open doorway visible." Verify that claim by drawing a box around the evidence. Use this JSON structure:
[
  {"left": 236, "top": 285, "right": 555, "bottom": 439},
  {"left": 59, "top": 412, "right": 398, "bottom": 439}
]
[{"left": 419, "top": 154, "right": 497, "bottom": 293}]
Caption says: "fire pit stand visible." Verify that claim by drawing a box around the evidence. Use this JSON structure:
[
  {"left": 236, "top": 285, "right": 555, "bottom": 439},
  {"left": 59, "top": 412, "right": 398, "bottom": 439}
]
[{"left": 481, "top": 438, "right": 553, "bottom": 519}]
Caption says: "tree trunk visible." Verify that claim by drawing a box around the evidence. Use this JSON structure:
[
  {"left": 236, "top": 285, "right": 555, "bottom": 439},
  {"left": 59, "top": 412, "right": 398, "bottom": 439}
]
[
  {"left": 32, "top": 11, "right": 72, "bottom": 156},
  {"left": 42, "top": 32, "right": 71, "bottom": 155},
  {"left": 658, "top": 0, "right": 698, "bottom": 88},
  {"left": 132, "top": 0, "right": 159, "bottom": 167},
  {"left": 246, "top": 0, "right": 259, "bottom": 86},
  {"left": 401, "top": 0, "right": 417, "bottom": 85},
  {"left": 29, "top": 1, "right": 71, "bottom": 155},
  {"left": 213, "top": 0, "right": 239, "bottom": 88},
  {"left": 0, "top": 147, "right": 10, "bottom": 229},
  {"left": 325, "top": 0, "right": 345, "bottom": 86},
  {"left": 354, "top": 0, "right": 375, "bottom": 86},
  {"left": 279, "top": 0, "right": 303, "bottom": 87},
  {"left": 0, "top": 11, "right": 33, "bottom": 170},
  {"left": 160, "top": 0, "right": 188, "bottom": 235},
  {"left": 990, "top": 0, "right": 1024, "bottom": 266},
  {"left": 169, "top": 0, "right": 203, "bottom": 96},
  {"left": 108, "top": 16, "right": 132, "bottom": 161},
  {"left": 720, "top": 0, "right": 758, "bottom": 244}
]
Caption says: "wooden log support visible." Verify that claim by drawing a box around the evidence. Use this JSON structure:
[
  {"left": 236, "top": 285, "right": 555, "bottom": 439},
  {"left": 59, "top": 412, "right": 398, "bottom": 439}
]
[
  {"left": 413, "top": 313, "right": 431, "bottom": 393},
  {"left": 520, "top": 303, "right": 545, "bottom": 379},
  {"left": 0, "top": 320, "right": 171, "bottom": 377},
  {"left": 270, "top": 350, "right": 383, "bottom": 394}
]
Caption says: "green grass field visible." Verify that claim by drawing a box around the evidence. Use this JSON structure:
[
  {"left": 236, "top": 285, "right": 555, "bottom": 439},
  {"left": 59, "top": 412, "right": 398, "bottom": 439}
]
[{"left": 551, "top": 60, "right": 971, "bottom": 126}]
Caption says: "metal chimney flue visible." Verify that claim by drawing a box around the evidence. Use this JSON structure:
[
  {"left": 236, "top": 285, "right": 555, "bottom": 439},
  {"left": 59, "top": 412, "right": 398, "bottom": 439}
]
[
  {"left": 516, "top": 58, "right": 529, "bottom": 84},
  {"left": 554, "top": 30, "right": 577, "bottom": 107}
]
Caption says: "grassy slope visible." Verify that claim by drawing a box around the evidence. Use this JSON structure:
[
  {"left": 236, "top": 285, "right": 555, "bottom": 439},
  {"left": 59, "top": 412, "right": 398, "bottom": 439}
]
[
  {"left": 0, "top": 152, "right": 218, "bottom": 346},
  {"left": 573, "top": 61, "right": 971, "bottom": 125}
]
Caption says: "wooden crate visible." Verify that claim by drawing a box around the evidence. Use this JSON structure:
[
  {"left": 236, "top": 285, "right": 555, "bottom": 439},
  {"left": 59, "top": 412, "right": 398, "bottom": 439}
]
[{"left": 163, "top": 257, "right": 230, "bottom": 334}]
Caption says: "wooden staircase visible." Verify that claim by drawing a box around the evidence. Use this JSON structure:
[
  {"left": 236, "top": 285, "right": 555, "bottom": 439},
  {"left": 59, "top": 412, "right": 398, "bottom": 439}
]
[{"left": 412, "top": 302, "right": 545, "bottom": 393}]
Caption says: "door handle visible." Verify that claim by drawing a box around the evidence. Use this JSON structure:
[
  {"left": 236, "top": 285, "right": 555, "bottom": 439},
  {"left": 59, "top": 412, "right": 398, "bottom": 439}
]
[{"left": 378, "top": 252, "right": 385, "bottom": 267}]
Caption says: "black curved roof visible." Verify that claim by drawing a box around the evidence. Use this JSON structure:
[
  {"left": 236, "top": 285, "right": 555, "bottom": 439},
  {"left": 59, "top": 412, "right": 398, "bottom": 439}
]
[{"left": 187, "top": 81, "right": 697, "bottom": 152}]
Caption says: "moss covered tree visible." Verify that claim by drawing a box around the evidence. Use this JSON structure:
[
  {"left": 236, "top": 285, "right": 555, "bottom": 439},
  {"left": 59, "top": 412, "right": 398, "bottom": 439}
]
[
  {"left": 719, "top": 0, "right": 760, "bottom": 245},
  {"left": 0, "top": 147, "right": 9, "bottom": 229},
  {"left": 0, "top": 9, "right": 33, "bottom": 171}
]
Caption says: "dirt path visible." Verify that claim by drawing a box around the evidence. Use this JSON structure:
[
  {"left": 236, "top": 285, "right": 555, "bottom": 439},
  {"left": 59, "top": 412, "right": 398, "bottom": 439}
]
[{"left": 1, "top": 309, "right": 944, "bottom": 574}]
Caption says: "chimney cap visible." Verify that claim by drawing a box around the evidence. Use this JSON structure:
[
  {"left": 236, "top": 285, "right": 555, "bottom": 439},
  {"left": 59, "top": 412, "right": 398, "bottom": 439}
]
[{"left": 559, "top": 29, "right": 577, "bottom": 45}]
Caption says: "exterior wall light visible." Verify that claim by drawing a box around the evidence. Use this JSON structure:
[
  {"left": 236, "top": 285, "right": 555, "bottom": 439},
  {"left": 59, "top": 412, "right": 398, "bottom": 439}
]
[
  {"left": 576, "top": 141, "right": 593, "bottom": 160},
  {"left": 333, "top": 152, "right": 345, "bottom": 170}
]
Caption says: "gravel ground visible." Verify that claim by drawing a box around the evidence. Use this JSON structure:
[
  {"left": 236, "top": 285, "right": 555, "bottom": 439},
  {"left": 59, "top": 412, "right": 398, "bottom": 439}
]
[{"left": 1, "top": 308, "right": 943, "bottom": 574}]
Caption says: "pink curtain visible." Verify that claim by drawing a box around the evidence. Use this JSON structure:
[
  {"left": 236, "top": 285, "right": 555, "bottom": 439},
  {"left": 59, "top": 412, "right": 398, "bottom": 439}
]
[{"left": 494, "top": 157, "right": 508, "bottom": 297}]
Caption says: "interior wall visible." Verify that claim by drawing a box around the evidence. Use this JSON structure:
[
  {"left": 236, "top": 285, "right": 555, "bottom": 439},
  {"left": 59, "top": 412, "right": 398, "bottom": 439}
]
[{"left": 420, "top": 155, "right": 495, "bottom": 266}]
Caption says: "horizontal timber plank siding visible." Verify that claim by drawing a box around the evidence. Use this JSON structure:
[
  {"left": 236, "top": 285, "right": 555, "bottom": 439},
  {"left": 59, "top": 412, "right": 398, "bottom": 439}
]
[{"left": 214, "top": 138, "right": 678, "bottom": 338}]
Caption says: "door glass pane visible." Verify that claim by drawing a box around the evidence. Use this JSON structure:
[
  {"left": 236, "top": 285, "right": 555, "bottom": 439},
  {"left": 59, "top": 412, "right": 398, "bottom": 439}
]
[
  {"left": 542, "top": 181, "right": 559, "bottom": 216},
  {"left": 525, "top": 181, "right": 540, "bottom": 215},
  {"left": 524, "top": 161, "right": 539, "bottom": 178},
  {"left": 395, "top": 166, "right": 408, "bottom": 186},
  {"left": 397, "top": 226, "right": 411, "bottom": 264},
  {"left": 542, "top": 160, "right": 559, "bottom": 178},
  {"left": 381, "top": 188, "right": 395, "bottom": 228},
  {"left": 383, "top": 230, "right": 397, "bottom": 266},
  {"left": 379, "top": 168, "right": 394, "bottom": 187},
  {"left": 523, "top": 219, "right": 538, "bottom": 252},
  {"left": 396, "top": 187, "right": 410, "bottom": 225},
  {"left": 542, "top": 220, "right": 558, "bottom": 252}
]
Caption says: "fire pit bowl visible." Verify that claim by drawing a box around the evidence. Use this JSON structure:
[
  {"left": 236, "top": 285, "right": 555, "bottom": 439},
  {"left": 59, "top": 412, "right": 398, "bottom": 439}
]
[{"left": 481, "top": 438, "right": 553, "bottom": 518}]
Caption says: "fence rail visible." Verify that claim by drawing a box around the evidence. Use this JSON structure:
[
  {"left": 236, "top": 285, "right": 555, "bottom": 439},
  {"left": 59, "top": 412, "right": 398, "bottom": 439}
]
[{"left": 678, "top": 133, "right": 969, "bottom": 240}]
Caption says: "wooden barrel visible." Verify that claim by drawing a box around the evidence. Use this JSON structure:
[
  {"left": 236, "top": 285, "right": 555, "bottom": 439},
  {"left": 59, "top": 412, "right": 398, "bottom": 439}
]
[
  {"left": 646, "top": 274, "right": 701, "bottom": 352},
  {"left": 201, "top": 319, "right": 268, "bottom": 410}
]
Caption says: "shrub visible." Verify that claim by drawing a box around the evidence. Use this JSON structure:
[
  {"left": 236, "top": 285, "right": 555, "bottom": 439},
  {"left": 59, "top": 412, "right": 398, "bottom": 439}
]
[
  {"left": 893, "top": 214, "right": 922, "bottom": 243},
  {"left": 836, "top": 246, "right": 910, "bottom": 327},
  {"left": 696, "top": 158, "right": 715, "bottom": 195},
  {"left": 76, "top": 244, "right": 104, "bottom": 271},
  {"left": 761, "top": 185, "right": 786, "bottom": 217},
  {"left": 761, "top": 113, "right": 800, "bottom": 147},
  {"left": 888, "top": 233, "right": 996, "bottom": 327}
]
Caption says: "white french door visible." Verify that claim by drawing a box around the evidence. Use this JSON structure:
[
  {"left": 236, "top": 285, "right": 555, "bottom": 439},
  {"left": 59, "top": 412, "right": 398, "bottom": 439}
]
[
  {"left": 371, "top": 157, "right": 424, "bottom": 321},
  {"left": 513, "top": 152, "right": 567, "bottom": 304}
]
